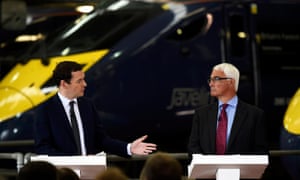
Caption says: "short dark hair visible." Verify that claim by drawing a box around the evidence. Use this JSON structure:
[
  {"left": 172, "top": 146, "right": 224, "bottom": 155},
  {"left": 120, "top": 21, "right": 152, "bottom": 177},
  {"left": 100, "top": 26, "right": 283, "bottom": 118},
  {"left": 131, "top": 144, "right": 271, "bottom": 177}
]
[
  {"left": 17, "top": 161, "right": 58, "bottom": 180},
  {"left": 140, "top": 152, "right": 183, "bottom": 180},
  {"left": 57, "top": 167, "right": 80, "bottom": 180},
  {"left": 96, "top": 167, "right": 128, "bottom": 180},
  {"left": 52, "top": 61, "right": 84, "bottom": 86}
]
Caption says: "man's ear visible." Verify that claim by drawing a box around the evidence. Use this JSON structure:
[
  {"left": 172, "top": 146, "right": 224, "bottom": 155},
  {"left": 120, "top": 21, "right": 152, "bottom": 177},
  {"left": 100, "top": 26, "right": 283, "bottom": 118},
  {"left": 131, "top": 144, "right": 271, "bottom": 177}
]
[{"left": 60, "top": 80, "right": 67, "bottom": 87}]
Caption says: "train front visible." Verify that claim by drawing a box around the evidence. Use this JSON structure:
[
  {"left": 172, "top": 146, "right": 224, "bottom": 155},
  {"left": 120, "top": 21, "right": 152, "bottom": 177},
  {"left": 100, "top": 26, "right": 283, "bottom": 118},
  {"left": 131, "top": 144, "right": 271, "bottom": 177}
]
[{"left": 280, "top": 88, "right": 300, "bottom": 180}]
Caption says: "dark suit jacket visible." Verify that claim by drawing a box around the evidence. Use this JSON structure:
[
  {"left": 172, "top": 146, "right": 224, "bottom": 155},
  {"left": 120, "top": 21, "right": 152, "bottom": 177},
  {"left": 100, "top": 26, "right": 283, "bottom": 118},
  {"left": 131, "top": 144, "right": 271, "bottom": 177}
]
[
  {"left": 34, "top": 94, "right": 129, "bottom": 157},
  {"left": 188, "top": 99, "right": 268, "bottom": 158}
]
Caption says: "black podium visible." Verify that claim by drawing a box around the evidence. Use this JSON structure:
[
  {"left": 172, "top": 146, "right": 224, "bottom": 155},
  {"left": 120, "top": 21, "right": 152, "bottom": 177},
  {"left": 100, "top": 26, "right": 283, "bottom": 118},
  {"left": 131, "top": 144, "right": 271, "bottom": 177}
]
[
  {"left": 188, "top": 154, "right": 268, "bottom": 180},
  {"left": 31, "top": 155, "right": 106, "bottom": 180}
]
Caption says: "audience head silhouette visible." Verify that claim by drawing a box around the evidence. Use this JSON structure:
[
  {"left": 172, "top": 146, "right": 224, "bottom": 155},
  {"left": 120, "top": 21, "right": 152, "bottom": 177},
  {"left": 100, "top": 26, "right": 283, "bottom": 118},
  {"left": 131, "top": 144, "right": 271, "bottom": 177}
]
[
  {"left": 17, "top": 161, "right": 57, "bottom": 180},
  {"left": 57, "top": 167, "right": 80, "bottom": 180},
  {"left": 140, "top": 152, "right": 183, "bottom": 180},
  {"left": 95, "top": 167, "right": 128, "bottom": 180}
]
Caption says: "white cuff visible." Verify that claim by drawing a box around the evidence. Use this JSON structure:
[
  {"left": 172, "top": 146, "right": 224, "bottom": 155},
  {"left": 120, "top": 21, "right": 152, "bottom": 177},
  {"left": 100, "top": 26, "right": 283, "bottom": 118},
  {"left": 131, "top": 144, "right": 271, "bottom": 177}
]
[{"left": 127, "top": 143, "right": 132, "bottom": 155}]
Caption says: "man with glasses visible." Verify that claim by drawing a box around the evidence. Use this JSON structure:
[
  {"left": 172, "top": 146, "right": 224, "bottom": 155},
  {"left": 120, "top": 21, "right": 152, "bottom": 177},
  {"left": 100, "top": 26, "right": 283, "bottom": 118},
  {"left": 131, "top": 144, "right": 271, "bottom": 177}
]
[{"left": 188, "top": 62, "right": 268, "bottom": 159}]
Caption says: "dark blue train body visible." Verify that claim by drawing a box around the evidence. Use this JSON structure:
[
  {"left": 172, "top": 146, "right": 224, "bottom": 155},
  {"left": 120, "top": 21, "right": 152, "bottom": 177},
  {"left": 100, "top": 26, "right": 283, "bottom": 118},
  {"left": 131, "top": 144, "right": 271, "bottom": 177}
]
[{"left": 0, "top": 0, "right": 299, "bottom": 160}]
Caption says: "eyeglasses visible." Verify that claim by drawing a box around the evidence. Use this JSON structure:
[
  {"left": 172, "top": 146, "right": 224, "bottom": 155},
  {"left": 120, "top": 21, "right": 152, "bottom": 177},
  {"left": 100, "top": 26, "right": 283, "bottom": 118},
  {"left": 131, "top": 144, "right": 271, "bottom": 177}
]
[{"left": 207, "top": 76, "right": 232, "bottom": 83}]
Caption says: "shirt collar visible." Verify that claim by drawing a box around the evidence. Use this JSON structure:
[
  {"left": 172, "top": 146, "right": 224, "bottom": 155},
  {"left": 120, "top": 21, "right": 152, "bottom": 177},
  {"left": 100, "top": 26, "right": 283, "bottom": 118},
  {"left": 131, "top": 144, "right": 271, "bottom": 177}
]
[
  {"left": 58, "top": 92, "right": 77, "bottom": 107},
  {"left": 218, "top": 95, "right": 238, "bottom": 108}
]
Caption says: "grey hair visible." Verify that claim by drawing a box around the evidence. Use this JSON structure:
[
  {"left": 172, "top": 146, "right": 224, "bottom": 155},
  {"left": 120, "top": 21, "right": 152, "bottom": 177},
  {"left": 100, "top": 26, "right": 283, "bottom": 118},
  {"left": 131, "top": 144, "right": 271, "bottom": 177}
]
[{"left": 213, "top": 63, "right": 240, "bottom": 91}]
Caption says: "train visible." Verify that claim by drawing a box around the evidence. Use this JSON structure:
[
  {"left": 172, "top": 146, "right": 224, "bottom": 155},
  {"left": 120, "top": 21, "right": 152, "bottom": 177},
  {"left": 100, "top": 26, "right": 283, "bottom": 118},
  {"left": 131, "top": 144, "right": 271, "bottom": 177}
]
[
  {"left": 280, "top": 87, "right": 300, "bottom": 180},
  {"left": 0, "top": 0, "right": 299, "bottom": 158}
]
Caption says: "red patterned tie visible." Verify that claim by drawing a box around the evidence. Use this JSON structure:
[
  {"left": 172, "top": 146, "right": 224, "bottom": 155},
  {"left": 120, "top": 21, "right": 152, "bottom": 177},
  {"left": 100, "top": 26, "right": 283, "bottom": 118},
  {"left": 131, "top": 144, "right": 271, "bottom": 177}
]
[{"left": 216, "top": 104, "right": 228, "bottom": 155}]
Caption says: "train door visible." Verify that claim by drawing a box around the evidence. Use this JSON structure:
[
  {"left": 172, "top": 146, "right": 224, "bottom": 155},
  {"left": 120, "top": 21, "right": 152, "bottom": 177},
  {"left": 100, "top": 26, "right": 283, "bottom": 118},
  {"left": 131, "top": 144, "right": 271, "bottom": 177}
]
[{"left": 222, "top": 2, "right": 257, "bottom": 106}]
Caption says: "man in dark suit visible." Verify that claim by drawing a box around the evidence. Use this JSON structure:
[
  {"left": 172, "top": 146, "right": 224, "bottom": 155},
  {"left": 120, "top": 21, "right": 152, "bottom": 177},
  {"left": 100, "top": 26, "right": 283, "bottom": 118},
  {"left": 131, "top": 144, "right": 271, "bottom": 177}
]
[
  {"left": 188, "top": 63, "right": 268, "bottom": 158},
  {"left": 34, "top": 61, "right": 157, "bottom": 157}
]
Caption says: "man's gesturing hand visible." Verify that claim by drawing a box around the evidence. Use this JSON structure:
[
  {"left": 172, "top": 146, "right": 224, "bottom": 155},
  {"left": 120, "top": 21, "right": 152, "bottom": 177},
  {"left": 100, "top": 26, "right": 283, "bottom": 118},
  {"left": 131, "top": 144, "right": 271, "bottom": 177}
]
[{"left": 130, "top": 135, "right": 157, "bottom": 155}]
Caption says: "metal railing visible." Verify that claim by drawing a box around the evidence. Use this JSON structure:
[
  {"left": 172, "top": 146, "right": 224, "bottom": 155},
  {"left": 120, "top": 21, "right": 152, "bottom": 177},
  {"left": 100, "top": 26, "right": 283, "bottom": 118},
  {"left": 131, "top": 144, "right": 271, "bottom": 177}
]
[
  {"left": 0, "top": 140, "right": 34, "bottom": 148},
  {"left": 1, "top": 140, "right": 300, "bottom": 179},
  {"left": 0, "top": 152, "right": 23, "bottom": 178}
]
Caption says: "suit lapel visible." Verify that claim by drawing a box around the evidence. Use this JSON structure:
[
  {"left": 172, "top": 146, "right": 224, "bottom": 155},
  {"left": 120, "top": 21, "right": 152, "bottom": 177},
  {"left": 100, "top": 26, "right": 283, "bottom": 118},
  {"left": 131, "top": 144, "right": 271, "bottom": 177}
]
[
  {"left": 77, "top": 98, "right": 88, "bottom": 129},
  {"left": 208, "top": 104, "right": 218, "bottom": 151},
  {"left": 76, "top": 98, "right": 89, "bottom": 143},
  {"left": 227, "top": 100, "right": 247, "bottom": 149},
  {"left": 53, "top": 95, "right": 75, "bottom": 139}
]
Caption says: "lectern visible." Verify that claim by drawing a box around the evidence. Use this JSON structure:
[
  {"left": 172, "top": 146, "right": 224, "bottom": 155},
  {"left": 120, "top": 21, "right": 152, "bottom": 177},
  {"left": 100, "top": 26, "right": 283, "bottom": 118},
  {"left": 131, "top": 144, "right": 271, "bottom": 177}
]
[
  {"left": 188, "top": 154, "right": 268, "bottom": 180},
  {"left": 30, "top": 155, "right": 106, "bottom": 180}
]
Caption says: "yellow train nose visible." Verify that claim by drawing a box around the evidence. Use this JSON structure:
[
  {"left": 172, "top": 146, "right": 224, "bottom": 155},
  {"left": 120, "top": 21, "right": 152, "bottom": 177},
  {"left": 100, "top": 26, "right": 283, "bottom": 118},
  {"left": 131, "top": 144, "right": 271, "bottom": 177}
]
[
  {"left": 0, "top": 50, "right": 108, "bottom": 123},
  {"left": 283, "top": 88, "right": 300, "bottom": 135},
  {"left": 0, "top": 87, "right": 33, "bottom": 122}
]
